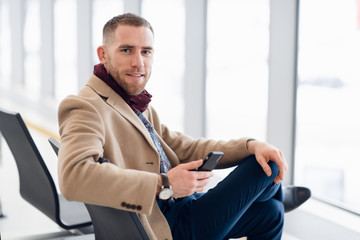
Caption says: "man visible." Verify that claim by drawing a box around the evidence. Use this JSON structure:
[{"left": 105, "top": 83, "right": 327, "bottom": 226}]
[{"left": 58, "top": 13, "right": 310, "bottom": 240}]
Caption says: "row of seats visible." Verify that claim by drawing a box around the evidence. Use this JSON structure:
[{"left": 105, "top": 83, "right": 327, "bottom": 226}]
[{"left": 0, "top": 107, "right": 150, "bottom": 240}]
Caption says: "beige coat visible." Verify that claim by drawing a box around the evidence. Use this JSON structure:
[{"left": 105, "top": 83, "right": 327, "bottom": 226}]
[{"left": 58, "top": 75, "right": 252, "bottom": 240}]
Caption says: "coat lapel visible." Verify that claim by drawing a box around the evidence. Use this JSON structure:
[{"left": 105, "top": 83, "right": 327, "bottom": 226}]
[{"left": 86, "top": 75, "right": 158, "bottom": 153}]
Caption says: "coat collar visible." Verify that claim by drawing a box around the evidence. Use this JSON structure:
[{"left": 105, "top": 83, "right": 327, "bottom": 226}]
[{"left": 86, "top": 75, "right": 158, "bottom": 153}]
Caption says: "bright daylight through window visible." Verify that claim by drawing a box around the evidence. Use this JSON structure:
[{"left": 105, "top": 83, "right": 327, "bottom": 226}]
[
  {"left": 206, "top": 0, "right": 269, "bottom": 141},
  {"left": 295, "top": 0, "right": 360, "bottom": 214}
]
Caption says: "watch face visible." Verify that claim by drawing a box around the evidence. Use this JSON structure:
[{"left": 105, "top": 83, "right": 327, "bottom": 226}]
[{"left": 159, "top": 188, "right": 174, "bottom": 200}]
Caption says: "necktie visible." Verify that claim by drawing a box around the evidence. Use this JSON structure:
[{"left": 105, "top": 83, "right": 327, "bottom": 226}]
[{"left": 134, "top": 109, "right": 171, "bottom": 173}]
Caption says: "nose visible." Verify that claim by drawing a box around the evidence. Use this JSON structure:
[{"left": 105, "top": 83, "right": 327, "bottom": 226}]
[{"left": 131, "top": 51, "right": 144, "bottom": 67}]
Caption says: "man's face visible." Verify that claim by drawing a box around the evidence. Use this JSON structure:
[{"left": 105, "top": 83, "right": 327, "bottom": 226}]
[{"left": 102, "top": 25, "right": 154, "bottom": 95}]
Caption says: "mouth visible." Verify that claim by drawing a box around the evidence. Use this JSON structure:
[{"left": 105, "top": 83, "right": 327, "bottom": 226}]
[{"left": 126, "top": 73, "right": 145, "bottom": 78}]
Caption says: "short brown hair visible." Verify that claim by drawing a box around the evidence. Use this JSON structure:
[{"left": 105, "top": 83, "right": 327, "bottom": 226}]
[{"left": 102, "top": 13, "right": 154, "bottom": 44}]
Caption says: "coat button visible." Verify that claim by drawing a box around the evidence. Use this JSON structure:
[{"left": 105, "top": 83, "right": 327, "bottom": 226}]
[
  {"left": 121, "top": 202, "right": 126, "bottom": 207},
  {"left": 136, "top": 205, "right": 142, "bottom": 211}
]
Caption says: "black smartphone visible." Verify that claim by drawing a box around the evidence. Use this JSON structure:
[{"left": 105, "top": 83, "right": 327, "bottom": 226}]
[{"left": 195, "top": 151, "right": 224, "bottom": 171}]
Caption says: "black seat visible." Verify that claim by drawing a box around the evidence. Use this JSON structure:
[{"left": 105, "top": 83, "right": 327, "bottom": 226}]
[
  {"left": 0, "top": 108, "right": 92, "bottom": 233},
  {"left": 48, "top": 137, "right": 150, "bottom": 240}
]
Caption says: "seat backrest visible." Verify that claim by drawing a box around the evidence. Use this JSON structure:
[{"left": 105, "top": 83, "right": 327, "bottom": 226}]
[
  {"left": 0, "top": 108, "right": 60, "bottom": 225},
  {"left": 48, "top": 137, "right": 150, "bottom": 240},
  {"left": 85, "top": 204, "right": 150, "bottom": 240}
]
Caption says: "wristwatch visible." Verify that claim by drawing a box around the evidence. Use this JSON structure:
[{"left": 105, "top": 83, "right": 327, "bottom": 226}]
[{"left": 158, "top": 173, "right": 174, "bottom": 200}]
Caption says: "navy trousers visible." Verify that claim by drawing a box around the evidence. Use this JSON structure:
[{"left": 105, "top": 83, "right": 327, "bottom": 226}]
[{"left": 161, "top": 155, "right": 284, "bottom": 240}]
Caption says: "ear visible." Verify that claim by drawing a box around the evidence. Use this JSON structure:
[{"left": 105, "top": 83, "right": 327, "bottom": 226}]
[{"left": 97, "top": 45, "right": 107, "bottom": 64}]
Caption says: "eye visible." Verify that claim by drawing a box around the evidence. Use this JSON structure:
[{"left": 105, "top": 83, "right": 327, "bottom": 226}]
[
  {"left": 142, "top": 50, "right": 153, "bottom": 56},
  {"left": 120, "top": 48, "right": 131, "bottom": 54}
]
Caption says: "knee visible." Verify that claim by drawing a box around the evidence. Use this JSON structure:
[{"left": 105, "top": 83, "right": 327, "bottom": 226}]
[
  {"left": 268, "top": 161, "right": 280, "bottom": 179},
  {"left": 247, "top": 155, "right": 280, "bottom": 178},
  {"left": 237, "top": 155, "right": 280, "bottom": 183}
]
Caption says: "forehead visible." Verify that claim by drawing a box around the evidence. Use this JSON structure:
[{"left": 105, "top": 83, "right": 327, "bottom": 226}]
[{"left": 112, "top": 25, "right": 154, "bottom": 47}]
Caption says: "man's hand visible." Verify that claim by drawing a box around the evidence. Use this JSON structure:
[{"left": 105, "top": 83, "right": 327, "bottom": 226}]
[
  {"left": 166, "top": 160, "right": 214, "bottom": 198},
  {"left": 247, "top": 140, "right": 288, "bottom": 184}
]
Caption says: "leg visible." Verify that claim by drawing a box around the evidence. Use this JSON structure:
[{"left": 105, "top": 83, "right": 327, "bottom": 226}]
[
  {"left": 224, "top": 198, "right": 284, "bottom": 240},
  {"left": 166, "top": 155, "right": 283, "bottom": 240}
]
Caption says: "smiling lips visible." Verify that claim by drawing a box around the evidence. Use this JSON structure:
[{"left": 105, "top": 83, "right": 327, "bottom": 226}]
[{"left": 127, "top": 73, "right": 144, "bottom": 78}]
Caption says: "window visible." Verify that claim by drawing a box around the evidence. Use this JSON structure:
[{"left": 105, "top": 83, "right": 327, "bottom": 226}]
[
  {"left": 0, "top": 0, "right": 11, "bottom": 88},
  {"left": 24, "top": 0, "right": 41, "bottom": 99},
  {"left": 206, "top": 0, "right": 270, "bottom": 140},
  {"left": 296, "top": 0, "right": 360, "bottom": 214},
  {"left": 92, "top": 0, "right": 124, "bottom": 64},
  {"left": 142, "top": 0, "right": 185, "bottom": 132},
  {"left": 54, "top": 0, "right": 77, "bottom": 101}
]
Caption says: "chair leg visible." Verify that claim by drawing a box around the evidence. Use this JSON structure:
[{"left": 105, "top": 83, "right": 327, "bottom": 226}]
[
  {"left": 0, "top": 197, "right": 4, "bottom": 218},
  {"left": 0, "top": 135, "right": 4, "bottom": 218},
  {"left": 0, "top": 132, "right": 2, "bottom": 165}
]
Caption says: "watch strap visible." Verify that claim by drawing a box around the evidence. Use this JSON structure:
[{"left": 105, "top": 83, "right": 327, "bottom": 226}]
[{"left": 160, "top": 173, "right": 170, "bottom": 188}]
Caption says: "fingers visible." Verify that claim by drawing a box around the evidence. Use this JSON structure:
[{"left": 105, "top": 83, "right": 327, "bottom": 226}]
[
  {"left": 168, "top": 161, "right": 214, "bottom": 198},
  {"left": 195, "top": 170, "right": 214, "bottom": 180},
  {"left": 256, "top": 156, "right": 272, "bottom": 177},
  {"left": 181, "top": 159, "right": 203, "bottom": 170},
  {"left": 280, "top": 151, "right": 288, "bottom": 171},
  {"left": 194, "top": 178, "right": 211, "bottom": 192},
  {"left": 186, "top": 160, "right": 214, "bottom": 179},
  {"left": 267, "top": 149, "right": 287, "bottom": 184},
  {"left": 274, "top": 175, "right": 281, "bottom": 184},
  {"left": 274, "top": 150, "right": 287, "bottom": 182},
  {"left": 256, "top": 146, "right": 287, "bottom": 184}
]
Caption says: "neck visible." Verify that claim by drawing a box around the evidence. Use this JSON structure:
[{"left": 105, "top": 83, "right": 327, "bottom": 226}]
[{"left": 93, "top": 63, "right": 152, "bottom": 112}]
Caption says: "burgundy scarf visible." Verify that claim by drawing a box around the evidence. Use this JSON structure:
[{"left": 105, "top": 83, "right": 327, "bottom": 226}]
[{"left": 93, "top": 63, "right": 152, "bottom": 113}]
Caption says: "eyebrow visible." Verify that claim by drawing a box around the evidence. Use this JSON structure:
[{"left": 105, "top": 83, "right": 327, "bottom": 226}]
[{"left": 118, "top": 44, "right": 153, "bottom": 51}]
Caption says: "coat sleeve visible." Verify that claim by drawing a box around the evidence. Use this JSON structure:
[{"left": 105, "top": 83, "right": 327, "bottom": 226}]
[
  {"left": 147, "top": 106, "right": 253, "bottom": 168},
  {"left": 58, "top": 95, "right": 158, "bottom": 215}
]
